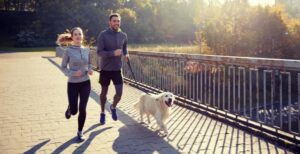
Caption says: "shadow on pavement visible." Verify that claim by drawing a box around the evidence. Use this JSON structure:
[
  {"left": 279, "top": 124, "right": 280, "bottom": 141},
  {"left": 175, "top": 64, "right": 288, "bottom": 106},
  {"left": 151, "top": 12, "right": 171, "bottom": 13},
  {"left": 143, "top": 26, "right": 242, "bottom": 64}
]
[
  {"left": 24, "top": 139, "right": 50, "bottom": 154},
  {"left": 51, "top": 124, "right": 110, "bottom": 154}
]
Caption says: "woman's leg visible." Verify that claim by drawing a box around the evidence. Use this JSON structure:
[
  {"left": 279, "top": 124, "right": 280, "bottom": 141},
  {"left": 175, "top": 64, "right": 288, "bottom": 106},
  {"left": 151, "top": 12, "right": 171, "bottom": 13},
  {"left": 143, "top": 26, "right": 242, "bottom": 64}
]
[
  {"left": 67, "top": 82, "right": 79, "bottom": 115},
  {"left": 78, "top": 80, "right": 91, "bottom": 131}
]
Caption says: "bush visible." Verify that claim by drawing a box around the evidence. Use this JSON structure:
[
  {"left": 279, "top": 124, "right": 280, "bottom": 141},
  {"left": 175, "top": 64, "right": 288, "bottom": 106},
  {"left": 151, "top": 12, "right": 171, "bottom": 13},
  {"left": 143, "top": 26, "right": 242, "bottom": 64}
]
[
  {"left": 15, "top": 31, "right": 38, "bottom": 47},
  {"left": 15, "top": 30, "right": 55, "bottom": 47}
]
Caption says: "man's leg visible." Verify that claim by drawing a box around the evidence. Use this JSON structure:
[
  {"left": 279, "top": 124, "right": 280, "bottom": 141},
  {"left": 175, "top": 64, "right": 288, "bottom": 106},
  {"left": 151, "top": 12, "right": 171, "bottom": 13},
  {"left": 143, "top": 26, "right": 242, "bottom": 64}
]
[
  {"left": 110, "top": 71, "right": 124, "bottom": 121},
  {"left": 99, "top": 70, "right": 110, "bottom": 113},
  {"left": 100, "top": 86, "right": 108, "bottom": 113},
  {"left": 110, "top": 84, "right": 122, "bottom": 121},
  {"left": 111, "top": 70, "right": 124, "bottom": 108},
  {"left": 112, "top": 84, "right": 123, "bottom": 108},
  {"left": 99, "top": 70, "right": 110, "bottom": 124}
]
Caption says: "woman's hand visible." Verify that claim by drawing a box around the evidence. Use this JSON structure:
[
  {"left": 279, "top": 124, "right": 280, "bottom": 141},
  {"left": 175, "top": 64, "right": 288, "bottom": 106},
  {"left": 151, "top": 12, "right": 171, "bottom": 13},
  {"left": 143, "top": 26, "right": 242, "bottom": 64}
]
[
  {"left": 88, "top": 69, "right": 93, "bottom": 75},
  {"left": 74, "top": 70, "right": 82, "bottom": 77}
]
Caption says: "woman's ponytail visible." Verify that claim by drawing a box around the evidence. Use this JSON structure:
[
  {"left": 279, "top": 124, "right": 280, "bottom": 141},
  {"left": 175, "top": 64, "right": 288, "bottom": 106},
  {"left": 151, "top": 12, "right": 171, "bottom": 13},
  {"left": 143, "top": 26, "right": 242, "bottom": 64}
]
[{"left": 56, "top": 33, "right": 73, "bottom": 46}]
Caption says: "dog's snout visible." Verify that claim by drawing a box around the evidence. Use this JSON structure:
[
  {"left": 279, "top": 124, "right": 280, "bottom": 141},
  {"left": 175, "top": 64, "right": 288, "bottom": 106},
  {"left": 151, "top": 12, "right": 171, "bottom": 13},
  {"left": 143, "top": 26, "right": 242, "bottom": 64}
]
[{"left": 168, "top": 98, "right": 172, "bottom": 103}]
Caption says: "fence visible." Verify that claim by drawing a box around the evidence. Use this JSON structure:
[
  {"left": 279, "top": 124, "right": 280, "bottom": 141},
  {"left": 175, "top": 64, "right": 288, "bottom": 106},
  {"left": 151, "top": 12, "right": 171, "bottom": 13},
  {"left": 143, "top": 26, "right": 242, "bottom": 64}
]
[
  {"left": 120, "top": 51, "right": 300, "bottom": 139},
  {"left": 58, "top": 47, "right": 300, "bottom": 141}
]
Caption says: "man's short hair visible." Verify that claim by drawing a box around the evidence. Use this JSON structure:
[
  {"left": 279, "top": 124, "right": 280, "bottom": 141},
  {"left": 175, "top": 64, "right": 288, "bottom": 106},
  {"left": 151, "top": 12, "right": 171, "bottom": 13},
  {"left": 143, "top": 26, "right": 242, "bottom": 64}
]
[{"left": 109, "top": 13, "right": 121, "bottom": 21}]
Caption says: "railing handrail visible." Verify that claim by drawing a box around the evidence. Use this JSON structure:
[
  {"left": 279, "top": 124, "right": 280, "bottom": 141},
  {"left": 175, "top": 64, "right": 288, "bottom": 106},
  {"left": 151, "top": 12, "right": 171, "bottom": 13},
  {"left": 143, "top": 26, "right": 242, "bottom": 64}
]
[
  {"left": 128, "top": 50, "right": 300, "bottom": 70},
  {"left": 60, "top": 46, "right": 300, "bottom": 70}
]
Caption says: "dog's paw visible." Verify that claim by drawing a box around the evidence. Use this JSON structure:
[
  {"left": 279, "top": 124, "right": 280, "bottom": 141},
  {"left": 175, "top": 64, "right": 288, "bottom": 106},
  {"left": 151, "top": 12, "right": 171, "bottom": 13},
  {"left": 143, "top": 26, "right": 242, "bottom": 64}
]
[
  {"left": 140, "top": 121, "right": 148, "bottom": 126},
  {"left": 150, "top": 125, "right": 157, "bottom": 130},
  {"left": 158, "top": 131, "right": 168, "bottom": 137}
]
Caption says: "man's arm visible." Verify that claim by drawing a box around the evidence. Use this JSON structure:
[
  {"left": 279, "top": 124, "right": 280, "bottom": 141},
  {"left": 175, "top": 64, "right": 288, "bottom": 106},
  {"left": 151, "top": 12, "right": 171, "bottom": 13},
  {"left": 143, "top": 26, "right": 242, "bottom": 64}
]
[
  {"left": 123, "top": 34, "right": 129, "bottom": 62},
  {"left": 122, "top": 34, "right": 128, "bottom": 56},
  {"left": 96, "top": 32, "right": 115, "bottom": 57}
]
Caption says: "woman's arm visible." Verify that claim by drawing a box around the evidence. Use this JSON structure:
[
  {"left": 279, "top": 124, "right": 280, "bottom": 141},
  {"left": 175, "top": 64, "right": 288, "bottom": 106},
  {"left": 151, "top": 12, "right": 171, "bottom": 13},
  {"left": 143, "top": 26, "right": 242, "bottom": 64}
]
[
  {"left": 61, "top": 49, "right": 77, "bottom": 77},
  {"left": 88, "top": 49, "right": 93, "bottom": 70},
  {"left": 87, "top": 49, "right": 93, "bottom": 75}
]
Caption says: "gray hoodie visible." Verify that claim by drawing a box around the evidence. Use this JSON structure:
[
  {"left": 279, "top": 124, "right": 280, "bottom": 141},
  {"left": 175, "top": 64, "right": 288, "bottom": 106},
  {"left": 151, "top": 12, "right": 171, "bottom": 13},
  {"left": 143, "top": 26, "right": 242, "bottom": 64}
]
[
  {"left": 97, "top": 28, "right": 128, "bottom": 71},
  {"left": 61, "top": 45, "right": 92, "bottom": 83}
]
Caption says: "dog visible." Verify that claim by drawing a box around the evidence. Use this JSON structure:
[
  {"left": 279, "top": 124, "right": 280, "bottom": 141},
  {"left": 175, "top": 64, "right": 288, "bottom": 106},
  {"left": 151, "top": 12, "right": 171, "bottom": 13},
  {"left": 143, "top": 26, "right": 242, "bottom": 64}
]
[{"left": 134, "top": 92, "right": 175, "bottom": 135}]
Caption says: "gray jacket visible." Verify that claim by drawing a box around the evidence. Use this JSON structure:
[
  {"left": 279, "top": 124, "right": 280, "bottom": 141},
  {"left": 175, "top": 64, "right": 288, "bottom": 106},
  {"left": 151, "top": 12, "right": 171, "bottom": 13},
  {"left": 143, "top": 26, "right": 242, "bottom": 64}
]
[
  {"left": 61, "top": 46, "right": 92, "bottom": 83},
  {"left": 97, "top": 28, "right": 128, "bottom": 71}
]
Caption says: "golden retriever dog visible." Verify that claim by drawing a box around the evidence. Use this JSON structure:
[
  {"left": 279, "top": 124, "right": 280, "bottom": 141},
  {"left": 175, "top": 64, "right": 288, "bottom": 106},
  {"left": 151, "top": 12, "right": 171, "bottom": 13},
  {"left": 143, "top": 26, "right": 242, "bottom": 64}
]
[{"left": 134, "top": 92, "right": 175, "bottom": 135}]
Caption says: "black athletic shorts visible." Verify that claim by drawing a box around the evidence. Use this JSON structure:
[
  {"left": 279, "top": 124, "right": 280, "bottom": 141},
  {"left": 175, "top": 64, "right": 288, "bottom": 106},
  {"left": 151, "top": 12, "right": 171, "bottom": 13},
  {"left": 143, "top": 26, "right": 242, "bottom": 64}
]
[{"left": 99, "top": 70, "right": 123, "bottom": 87}]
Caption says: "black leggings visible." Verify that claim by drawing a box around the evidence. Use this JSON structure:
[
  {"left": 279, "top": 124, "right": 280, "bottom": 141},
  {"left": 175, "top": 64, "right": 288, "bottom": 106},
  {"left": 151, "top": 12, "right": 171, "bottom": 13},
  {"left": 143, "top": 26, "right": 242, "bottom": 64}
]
[{"left": 67, "top": 80, "right": 91, "bottom": 131}]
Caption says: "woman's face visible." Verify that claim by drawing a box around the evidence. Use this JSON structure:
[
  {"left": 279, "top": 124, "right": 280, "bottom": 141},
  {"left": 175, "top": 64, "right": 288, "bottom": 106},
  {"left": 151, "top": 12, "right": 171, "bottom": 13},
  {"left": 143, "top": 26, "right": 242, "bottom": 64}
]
[{"left": 72, "top": 29, "right": 83, "bottom": 44}]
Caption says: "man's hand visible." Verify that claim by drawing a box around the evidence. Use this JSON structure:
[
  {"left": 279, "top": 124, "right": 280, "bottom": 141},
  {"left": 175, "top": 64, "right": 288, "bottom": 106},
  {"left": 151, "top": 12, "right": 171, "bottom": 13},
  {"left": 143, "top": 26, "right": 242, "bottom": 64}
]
[
  {"left": 124, "top": 55, "right": 129, "bottom": 62},
  {"left": 74, "top": 70, "right": 82, "bottom": 77},
  {"left": 114, "top": 49, "right": 122, "bottom": 56},
  {"left": 88, "top": 69, "right": 93, "bottom": 75}
]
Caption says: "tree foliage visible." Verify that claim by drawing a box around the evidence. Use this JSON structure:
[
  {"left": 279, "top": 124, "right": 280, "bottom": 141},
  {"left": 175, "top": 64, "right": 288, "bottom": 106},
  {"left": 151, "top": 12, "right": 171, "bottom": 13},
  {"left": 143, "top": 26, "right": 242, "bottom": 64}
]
[{"left": 1, "top": 0, "right": 300, "bottom": 59}]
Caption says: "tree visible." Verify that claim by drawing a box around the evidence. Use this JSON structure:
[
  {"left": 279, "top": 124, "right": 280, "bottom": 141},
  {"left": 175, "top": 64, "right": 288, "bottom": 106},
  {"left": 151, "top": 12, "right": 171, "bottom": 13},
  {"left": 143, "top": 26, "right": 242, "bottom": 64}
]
[
  {"left": 194, "top": 1, "right": 300, "bottom": 59},
  {"left": 117, "top": 8, "right": 137, "bottom": 41},
  {"left": 0, "top": 0, "right": 37, "bottom": 11}
]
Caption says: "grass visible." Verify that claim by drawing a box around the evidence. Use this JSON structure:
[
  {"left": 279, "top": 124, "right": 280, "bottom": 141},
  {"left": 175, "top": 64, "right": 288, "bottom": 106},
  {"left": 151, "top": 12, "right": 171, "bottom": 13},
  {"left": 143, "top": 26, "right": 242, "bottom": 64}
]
[{"left": 128, "top": 44, "right": 202, "bottom": 54}]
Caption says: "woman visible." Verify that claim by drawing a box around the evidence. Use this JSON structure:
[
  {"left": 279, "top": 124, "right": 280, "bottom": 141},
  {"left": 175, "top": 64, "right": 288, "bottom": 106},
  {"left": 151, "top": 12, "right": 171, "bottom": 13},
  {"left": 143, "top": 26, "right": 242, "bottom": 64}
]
[{"left": 56, "top": 27, "right": 93, "bottom": 141}]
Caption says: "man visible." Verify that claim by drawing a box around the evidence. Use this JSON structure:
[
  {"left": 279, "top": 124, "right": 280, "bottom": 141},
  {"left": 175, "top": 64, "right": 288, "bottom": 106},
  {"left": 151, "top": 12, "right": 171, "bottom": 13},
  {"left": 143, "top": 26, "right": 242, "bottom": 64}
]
[{"left": 97, "top": 13, "right": 129, "bottom": 125}]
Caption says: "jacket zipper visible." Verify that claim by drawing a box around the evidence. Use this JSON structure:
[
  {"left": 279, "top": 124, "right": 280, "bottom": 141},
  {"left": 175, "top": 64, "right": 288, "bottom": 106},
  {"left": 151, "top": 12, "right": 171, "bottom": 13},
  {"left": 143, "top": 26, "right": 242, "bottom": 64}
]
[
  {"left": 80, "top": 49, "right": 83, "bottom": 59},
  {"left": 80, "top": 49, "right": 84, "bottom": 76}
]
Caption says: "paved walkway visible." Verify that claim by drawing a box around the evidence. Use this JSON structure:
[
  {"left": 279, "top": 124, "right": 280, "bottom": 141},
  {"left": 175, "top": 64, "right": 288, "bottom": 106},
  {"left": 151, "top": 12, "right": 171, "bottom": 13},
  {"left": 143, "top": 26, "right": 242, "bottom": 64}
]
[{"left": 0, "top": 52, "right": 295, "bottom": 154}]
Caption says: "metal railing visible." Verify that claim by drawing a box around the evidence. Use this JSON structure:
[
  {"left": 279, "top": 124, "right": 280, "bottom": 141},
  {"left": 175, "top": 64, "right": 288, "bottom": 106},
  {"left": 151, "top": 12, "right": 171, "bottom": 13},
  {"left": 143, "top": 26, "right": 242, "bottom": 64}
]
[
  {"left": 120, "top": 51, "right": 300, "bottom": 138},
  {"left": 65, "top": 47, "right": 300, "bottom": 140}
]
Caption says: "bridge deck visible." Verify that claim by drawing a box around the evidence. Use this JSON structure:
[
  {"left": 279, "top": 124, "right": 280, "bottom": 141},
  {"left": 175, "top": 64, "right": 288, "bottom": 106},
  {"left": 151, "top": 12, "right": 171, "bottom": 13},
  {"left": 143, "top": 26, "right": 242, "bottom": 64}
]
[{"left": 0, "top": 52, "right": 294, "bottom": 153}]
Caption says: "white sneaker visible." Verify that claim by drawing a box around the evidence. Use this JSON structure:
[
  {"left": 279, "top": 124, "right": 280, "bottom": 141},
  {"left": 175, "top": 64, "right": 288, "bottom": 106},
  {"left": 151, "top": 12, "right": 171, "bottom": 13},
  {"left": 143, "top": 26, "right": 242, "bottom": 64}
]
[{"left": 77, "top": 131, "right": 86, "bottom": 142}]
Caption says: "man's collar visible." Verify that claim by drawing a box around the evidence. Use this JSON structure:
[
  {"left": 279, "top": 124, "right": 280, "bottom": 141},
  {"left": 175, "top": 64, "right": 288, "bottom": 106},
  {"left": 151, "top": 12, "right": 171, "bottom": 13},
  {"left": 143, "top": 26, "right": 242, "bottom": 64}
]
[{"left": 108, "top": 27, "right": 122, "bottom": 32}]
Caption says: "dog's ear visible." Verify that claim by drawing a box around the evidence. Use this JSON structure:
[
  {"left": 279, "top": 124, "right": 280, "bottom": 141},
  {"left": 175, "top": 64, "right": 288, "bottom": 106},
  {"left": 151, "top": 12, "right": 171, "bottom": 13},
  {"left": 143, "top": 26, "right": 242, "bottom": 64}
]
[
  {"left": 171, "top": 95, "right": 175, "bottom": 103},
  {"left": 159, "top": 93, "right": 165, "bottom": 103},
  {"left": 158, "top": 94, "right": 166, "bottom": 109}
]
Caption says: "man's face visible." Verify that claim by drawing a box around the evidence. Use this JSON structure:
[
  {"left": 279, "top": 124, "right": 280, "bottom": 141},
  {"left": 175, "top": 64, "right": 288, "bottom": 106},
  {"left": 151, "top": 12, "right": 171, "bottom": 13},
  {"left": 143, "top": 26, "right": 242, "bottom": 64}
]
[{"left": 109, "top": 16, "right": 121, "bottom": 31}]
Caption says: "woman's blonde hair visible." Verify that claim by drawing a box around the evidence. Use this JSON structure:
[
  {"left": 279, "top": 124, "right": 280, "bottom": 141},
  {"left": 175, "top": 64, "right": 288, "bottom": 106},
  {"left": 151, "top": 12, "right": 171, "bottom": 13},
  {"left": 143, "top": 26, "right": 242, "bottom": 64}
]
[{"left": 56, "top": 27, "right": 83, "bottom": 46}]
